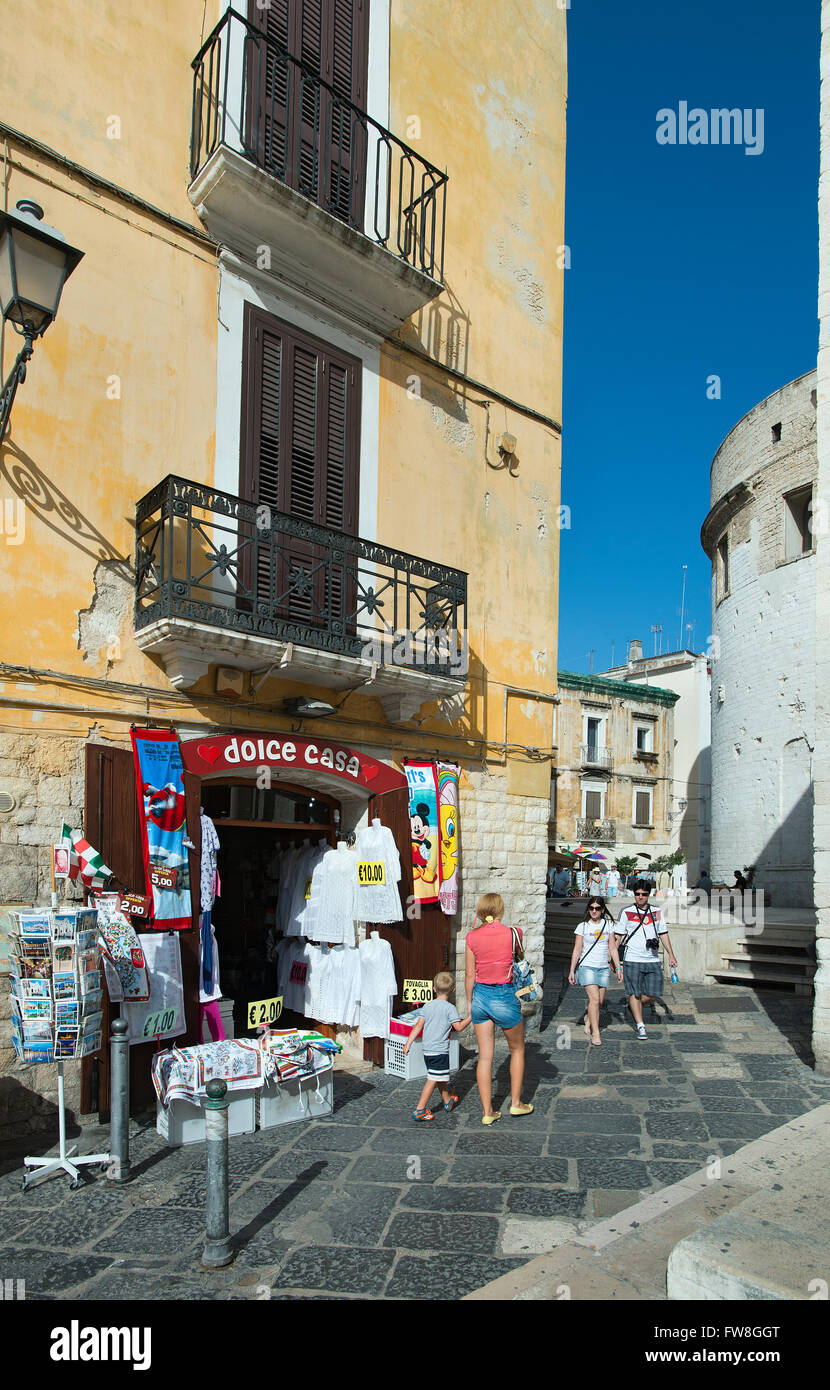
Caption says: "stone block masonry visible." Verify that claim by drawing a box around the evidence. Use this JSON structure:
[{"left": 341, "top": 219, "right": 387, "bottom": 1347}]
[
  {"left": 0, "top": 729, "right": 87, "bottom": 1136},
  {"left": 452, "top": 769, "right": 548, "bottom": 1012}
]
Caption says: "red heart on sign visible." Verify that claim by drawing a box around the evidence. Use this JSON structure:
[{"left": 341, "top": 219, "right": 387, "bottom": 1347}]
[
  {"left": 197, "top": 744, "right": 223, "bottom": 765},
  {"left": 362, "top": 764, "right": 379, "bottom": 782}
]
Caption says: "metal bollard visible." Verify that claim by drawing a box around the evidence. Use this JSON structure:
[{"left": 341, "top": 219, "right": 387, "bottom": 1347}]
[
  {"left": 108, "top": 1017, "right": 131, "bottom": 1182},
  {"left": 202, "top": 1078, "right": 233, "bottom": 1268}
]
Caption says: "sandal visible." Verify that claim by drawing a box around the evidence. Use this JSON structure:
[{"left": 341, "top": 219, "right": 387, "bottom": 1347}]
[
  {"left": 590, "top": 1034, "right": 602, "bottom": 1047},
  {"left": 481, "top": 1112, "right": 502, "bottom": 1125},
  {"left": 509, "top": 1103, "right": 534, "bottom": 1116},
  {"left": 443, "top": 1094, "right": 459, "bottom": 1113},
  {"left": 412, "top": 1107, "right": 434, "bottom": 1122}
]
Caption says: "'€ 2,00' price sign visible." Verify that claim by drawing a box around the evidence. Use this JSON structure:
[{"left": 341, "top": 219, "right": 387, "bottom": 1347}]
[{"left": 247, "top": 996, "right": 283, "bottom": 1029}]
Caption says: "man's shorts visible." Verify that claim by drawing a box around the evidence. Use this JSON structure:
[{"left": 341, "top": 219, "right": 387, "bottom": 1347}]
[
  {"left": 470, "top": 981, "right": 522, "bottom": 1030},
  {"left": 623, "top": 960, "right": 663, "bottom": 998},
  {"left": 424, "top": 1052, "right": 450, "bottom": 1081}
]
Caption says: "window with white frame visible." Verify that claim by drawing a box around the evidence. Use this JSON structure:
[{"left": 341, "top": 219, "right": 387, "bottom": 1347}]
[
  {"left": 633, "top": 785, "right": 653, "bottom": 827},
  {"left": 635, "top": 722, "right": 654, "bottom": 754},
  {"left": 582, "top": 781, "right": 606, "bottom": 821}
]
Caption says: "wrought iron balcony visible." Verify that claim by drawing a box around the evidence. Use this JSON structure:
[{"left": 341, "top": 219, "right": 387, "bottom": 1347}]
[
  {"left": 189, "top": 9, "right": 447, "bottom": 333},
  {"left": 134, "top": 476, "right": 467, "bottom": 720},
  {"left": 576, "top": 818, "right": 616, "bottom": 846},
  {"left": 580, "top": 744, "right": 613, "bottom": 770}
]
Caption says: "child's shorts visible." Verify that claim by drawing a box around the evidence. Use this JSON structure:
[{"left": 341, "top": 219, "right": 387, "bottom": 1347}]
[{"left": 424, "top": 1052, "right": 450, "bottom": 1081}]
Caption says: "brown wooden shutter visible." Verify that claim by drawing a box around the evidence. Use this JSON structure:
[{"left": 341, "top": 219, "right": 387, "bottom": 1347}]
[
  {"left": 240, "top": 304, "right": 361, "bottom": 632},
  {"left": 635, "top": 791, "right": 651, "bottom": 826},
  {"left": 585, "top": 790, "right": 602, "bottom": 822},
  {"left": 248, "top": 0, "right": 368, "bottom": 223}
]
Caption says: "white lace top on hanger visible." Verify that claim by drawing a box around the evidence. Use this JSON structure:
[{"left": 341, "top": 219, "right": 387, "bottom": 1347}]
[
  {"left": 358, "top": 934, "right": 397, "bottom": 1038},
  {"left": 354, "top": 820, "right": 403, "bottom": 923},
  {"left": 306, "top": 842, "right": 358, "bottom": 944}
]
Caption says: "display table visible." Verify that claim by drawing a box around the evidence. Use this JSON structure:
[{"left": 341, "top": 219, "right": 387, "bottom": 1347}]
[{"left": 152, "top": 1032, "right": 337, "bottom": 1146}]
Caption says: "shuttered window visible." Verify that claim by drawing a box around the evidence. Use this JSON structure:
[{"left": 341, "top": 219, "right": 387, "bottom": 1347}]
[
  {"left": 635, "top": 790, "right": 652, "bottom": 827},
  {"left": 584, "top": 790, "right": 602, "bottom": 822},
  {"left": 240, "top": 304, "right": 361, "bottom": 626},
  {"left": 247, "top": 0, "right": 369, "bottom": 226}
]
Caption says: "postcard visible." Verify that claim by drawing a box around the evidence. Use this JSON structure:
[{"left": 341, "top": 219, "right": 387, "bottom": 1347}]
[
  {"left": 52, "top": 943, "right": 76, "bottom": 972},
  {"left": 53, "top": 1027, "right": 78, "bottom": 1059},
  {"left": 22, "top": 1018, "right": 53, "bottom": 1042},
  {"left": 55, "top": 1000, "right": 80, "bottom": 1027},
  {"left": 22, "top": 999, "right": 53, "bottom": 1021},
  {"left": 17, "top": 911, "right": 51, "bottom": 937},
  {"left": 79, "top": 1031, "right": 102, "bottom": 1058},
  {"left": 79, "top": 969, "right": 101, "bottom": 995},
  {"left": 20, "top": 978, "right": 52, "bottom": 1000},
  {"left": 52, "top": 972, "right": 78, "bottom": 1000},
  {"left": 76, "top": 929, "right": 99, "bottom": 951}
]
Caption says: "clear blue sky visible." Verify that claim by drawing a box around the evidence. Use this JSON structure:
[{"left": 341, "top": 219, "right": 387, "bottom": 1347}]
[{"left": 559, "top": 0, "right": 819, "bottom": 673}]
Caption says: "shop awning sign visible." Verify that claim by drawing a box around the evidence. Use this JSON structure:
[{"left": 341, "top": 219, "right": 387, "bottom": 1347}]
[{"left": 181, "top": 735, "right": 406, "bottom": 795}]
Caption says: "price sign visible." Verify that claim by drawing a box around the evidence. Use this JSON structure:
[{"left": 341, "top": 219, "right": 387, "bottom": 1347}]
[
  {"left": 402, "top": 978, "right": 433, "bottom": 1004},
  {"left": 247, "top": 995, "right": 283, "bottom": 1029},
  {"left": 304, "top": 877, "right": 313, "bottom": 901},
  {"left": 150, "top": 865, "right": 178, "bottom": 890},
  {"left": 142, "top": 1006, "right": 180, "bottom": 1038},
  {"left": 357, "top": 860, "right": 386, "bottom": 886}
]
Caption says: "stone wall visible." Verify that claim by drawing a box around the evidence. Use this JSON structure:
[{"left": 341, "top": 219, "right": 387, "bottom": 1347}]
[
  {"left": 708, "top": 374, "right": 817, "bottom": 907},
  {"left": 451, "top": 768, "right": 549, "bottom": 1023},
  {"left": 0, "top": 730, "right": 87, "bottom": 1138},
  {"left": 814, "top": 0, "right": 830, "bottom": 1072}
]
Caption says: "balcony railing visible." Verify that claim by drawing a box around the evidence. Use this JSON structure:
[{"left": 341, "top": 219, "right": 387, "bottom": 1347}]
[
  {"left": 190, "top": 7, "right": 447, "bottom": 283},
  {"left": 135, "top": 476, "right": 467, "bottom": 678},
  {"left": 576, "top": 818, "right": 616, "bottom": 845},
  {"left": 580, "top": 744, "right": 613, "bottom": 770}
]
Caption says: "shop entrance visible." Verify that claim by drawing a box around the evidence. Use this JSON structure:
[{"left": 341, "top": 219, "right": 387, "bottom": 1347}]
[{"left": 199, "top": 779, "right": 340, "bottom": 1039}]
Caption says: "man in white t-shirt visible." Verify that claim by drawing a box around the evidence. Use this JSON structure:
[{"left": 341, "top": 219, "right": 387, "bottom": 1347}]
[{"left": 612, "top": 881, "right": 677, "bottom": 1041}]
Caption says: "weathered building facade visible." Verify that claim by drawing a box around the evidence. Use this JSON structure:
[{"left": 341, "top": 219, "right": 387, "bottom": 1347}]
[
  {"left": 0, "top": 2, "right": 567, "bottom": 1130},
  {"left": 603, "top": 644, "right": 711, "bottom": 882},
  {"left": 553, "top": 671, "right": 678, "bottom": 865}
]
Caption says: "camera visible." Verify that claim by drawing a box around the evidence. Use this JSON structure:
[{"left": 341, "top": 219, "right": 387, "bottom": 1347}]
[{"left": 645, "top": 937, "right": 659, "bottom": 951}]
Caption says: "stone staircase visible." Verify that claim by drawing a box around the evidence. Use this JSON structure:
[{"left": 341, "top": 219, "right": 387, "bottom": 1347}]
[{"left": 708, "top": 918, "right": 816, "bottom": 996}]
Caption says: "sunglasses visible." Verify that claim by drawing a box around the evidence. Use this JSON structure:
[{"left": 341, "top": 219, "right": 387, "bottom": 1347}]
[{"left": 588, "top": 904, "right": 602, "bottom": 911}]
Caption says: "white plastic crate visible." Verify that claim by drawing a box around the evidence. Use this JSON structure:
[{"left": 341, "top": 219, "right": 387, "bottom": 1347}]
[
  {"left": 257, "top": 1064, "right": 333, "bottom": 1129},
  {"left": 384, "top": 1036, "right": 459, "bottom": 1080},
  {"left": 156, "top": 1088, "right": 257, "bottom": 1146}
]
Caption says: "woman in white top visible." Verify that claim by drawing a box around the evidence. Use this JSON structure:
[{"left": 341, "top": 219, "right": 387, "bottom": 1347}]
[{"left": 568, "top": 897, "right": 622, "bottom": 1046}]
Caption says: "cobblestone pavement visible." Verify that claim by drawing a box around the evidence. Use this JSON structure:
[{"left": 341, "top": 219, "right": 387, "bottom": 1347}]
[{"left": 0, "top": 974, "right": 828, "bottom": 1301}]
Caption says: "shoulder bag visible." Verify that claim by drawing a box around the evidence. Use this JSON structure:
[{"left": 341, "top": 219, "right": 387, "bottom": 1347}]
[{"left": 510, "top": 926, "right": 541, "bottom": 1007}]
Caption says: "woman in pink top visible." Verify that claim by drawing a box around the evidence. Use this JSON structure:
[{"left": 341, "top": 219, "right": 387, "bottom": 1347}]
[{"left": 464, "top": 892, "right": 533, "bottom": 1125}]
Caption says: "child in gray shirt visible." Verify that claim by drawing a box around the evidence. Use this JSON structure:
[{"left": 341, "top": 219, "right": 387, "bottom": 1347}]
[{"left": 405, "top": 971, "right": 471, "bottom": 1121}]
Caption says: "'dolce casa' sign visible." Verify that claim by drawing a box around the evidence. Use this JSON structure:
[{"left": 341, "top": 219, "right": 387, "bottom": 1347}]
[{"left": 181, "top": 735, "right": 406, "bottom": 796}]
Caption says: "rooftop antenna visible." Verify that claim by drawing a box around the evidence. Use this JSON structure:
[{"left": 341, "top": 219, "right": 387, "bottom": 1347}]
[
  {"left": 611, "top": 642, "right": 615, "bottom": 668},
  {"left": 686, "top": 620, "right": 695, "bottom": 652},
  {"left": 588, "top": 649, "right": 594, "bottom": 674},
  {"left": 678, "top": 565, "right": 688, "bottom": 650},
  {"left": 651, "top": 624, "right": 660, "bottom": 657}
]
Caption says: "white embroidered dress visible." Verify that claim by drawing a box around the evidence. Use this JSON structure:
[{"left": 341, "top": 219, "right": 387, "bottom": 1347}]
[
  {"left": 358, "top": 934, "right": 397, "bottom": 1039},
  {"left": 306, "top": 842, "right": 358, "bottom": 944},
  {"left": 354, "top": 820, "right": 403, "bottom": 924}
]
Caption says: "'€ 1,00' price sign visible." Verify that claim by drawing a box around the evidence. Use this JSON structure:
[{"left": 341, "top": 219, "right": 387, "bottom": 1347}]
[{"left": 248, "top": 996, "right": 283, "bottom": 1029}]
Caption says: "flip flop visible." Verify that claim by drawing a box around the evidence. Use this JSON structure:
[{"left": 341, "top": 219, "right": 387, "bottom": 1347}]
[
  {"left": 481, "top": 1112, "right": 502, "bottom": 1125},
  {"left": 412, "top": 1107, "right": 434, "bottom": 1122},
  {"left": 509, "top": 1103, "right": 534, "bottom": 1117},
  {"left": 443, "top": 1094, "right": 459, "bottom": 1113}
]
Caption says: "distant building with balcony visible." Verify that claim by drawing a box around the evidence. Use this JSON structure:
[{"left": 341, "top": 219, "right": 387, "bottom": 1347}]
[
  {"left": 601, "top": 640, "right": 711, "bottom": 882},
  {"left": 0, "top": 1, "right": 566, "bottom": 1128},
  {"left": 551, "top": 670, "right": 679, "bottom": 869}
]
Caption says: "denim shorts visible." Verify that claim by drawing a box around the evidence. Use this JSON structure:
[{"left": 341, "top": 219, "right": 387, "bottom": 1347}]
[
  {"left": 471, "top": 981, "right": 522, "bottom": 1030},
  {"left": 577, "top": 964, "right": 610, "bottom": 988}
]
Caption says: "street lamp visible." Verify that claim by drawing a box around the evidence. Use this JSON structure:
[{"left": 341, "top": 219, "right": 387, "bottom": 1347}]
[{"left": 0, "top": 199, "right": 84, "bottom": 439}]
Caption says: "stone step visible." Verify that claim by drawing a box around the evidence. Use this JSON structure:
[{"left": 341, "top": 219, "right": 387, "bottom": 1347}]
[
  {"left": 721, "top": 952, "right": 815, "bottom": 972},
  {"left": 464, "top": 1105, "right": 830, "bottom": 1302},
  {"left": 707, "top": 966, "right": 814, "bottom": 994}
]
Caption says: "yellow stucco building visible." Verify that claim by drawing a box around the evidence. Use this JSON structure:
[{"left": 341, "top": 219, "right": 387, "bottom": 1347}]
[{"left": 0, "top": 1, "right": 566, "bottom": 1127}]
